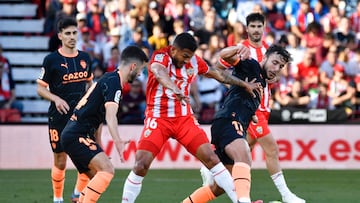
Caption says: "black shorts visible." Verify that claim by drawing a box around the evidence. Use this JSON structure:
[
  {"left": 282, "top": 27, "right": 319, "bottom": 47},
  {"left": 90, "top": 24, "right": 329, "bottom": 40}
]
[
  {"left": 211, "top": 118, "right": 246, "bottom": 165},
  {"left": 48, "top": 119, "right": 68, "bottom": 153},
  {"left": 61, "top": 120, "right": 103, "bottom": 173}
]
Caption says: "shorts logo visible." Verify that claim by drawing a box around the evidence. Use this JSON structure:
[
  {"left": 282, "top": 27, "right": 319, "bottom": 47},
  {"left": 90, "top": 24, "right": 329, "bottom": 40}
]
[
  {"left": 144, "top": 129, "right": 152, "bottom": 137},
  {"left": 154, "top": 54, "right": 164, "bottom": 62},
  {"left": 80, "top": 60, "right": 87, "bottom": 69},
  {"left": 256, "top": 126, "right": 263, "bottom": 135}
]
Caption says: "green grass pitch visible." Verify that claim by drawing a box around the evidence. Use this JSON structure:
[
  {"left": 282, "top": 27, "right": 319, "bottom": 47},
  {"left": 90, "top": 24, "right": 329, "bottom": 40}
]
[{"left": 0, "top": 169, "right": 359, "bottom": 203}]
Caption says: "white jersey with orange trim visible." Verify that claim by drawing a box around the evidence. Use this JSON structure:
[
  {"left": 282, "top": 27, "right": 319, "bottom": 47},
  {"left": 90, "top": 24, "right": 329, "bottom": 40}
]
[
  {"left": 145, "top": 46, "right": 209, "bottom": 118},
  {"left": 241, "top": 39, "right": 271, "bottom": 112}
]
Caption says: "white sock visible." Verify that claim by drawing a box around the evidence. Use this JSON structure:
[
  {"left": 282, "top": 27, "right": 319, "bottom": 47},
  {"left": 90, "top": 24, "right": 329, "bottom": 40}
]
[
  {"left": 121, "top": 171, "right": 144, "bottom": 203},
  {"left": 73, "top": 188, "right": 80, "bottom": 195},
  {"left": 271, "top": 171, "right": 292, "bottom": 197},
  {"left": 210, "top": 163, "right": 238, "bottom": 203},
  {"left": 53, "top": 197, "right": 63, "bottom": 201}
]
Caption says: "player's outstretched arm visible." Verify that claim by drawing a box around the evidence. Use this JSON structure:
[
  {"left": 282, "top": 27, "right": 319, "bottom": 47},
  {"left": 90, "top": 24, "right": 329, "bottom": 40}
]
[{"left": 105, "top": 102, "right": 128, "bottom": 162}]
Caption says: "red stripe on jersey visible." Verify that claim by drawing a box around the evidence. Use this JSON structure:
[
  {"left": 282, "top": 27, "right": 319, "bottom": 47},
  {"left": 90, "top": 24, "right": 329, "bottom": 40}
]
[
  {"left": 242, "top": 40, "right": 271, "bottom": 112},
  {"left": 145, "top": 46, "right": 209, "bottom": 118}
]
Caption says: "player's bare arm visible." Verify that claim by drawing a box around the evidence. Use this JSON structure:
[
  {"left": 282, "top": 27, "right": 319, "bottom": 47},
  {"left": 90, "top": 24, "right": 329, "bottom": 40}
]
[
  {"left": 37, "top": 83, "right": 70, "bottom": 115},
  {"left": 105, "top": 102, "right": 127, "bottom": 162},
  {"left": 150, "top": 62, "right": 189, "bottom": 104}
]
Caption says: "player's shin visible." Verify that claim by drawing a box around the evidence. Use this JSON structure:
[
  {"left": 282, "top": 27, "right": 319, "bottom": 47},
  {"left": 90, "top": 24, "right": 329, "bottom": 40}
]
[
  {"left": 121, "top": 170, "right": 144, "bottom": 203},
  {"left": 209, "top": 162, "right": 238, "bottom": 203},
  {"left": 232, "top": 162, "right": 251, "bottom": 203}
]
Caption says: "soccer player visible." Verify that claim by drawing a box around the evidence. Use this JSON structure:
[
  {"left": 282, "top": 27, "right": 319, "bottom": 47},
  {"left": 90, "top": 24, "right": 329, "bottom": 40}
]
[
  {"left": 200, "top": 13, "right": 306, "bottom": 203},
  {"left": 187, "top": 44, "right": 291, "bottom": 203},
  {"left": 61, "top": 45, "right": 149, "bottom": 203},
  {"left": 121, "top": 32, "right": 262, "bottom": 203},
  {"left": 37, "top": 17, "right": 94, "bottom": 203}
]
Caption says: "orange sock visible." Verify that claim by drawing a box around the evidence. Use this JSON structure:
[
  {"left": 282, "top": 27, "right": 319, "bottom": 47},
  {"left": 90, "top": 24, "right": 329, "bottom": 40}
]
[
  {"left": 79, "top": 190, "right": 85, "bottom": 203},
  {"left": 232, "top": 162, "right": 251, "bottom": 200},
  {"left": 51, "top": 166, "right": 65, "bottom": 199},
  {"left": 75, "top": 173, "right": 89, "bottom": 194},
  {"left": 83, "top": 171, "right": 113, "bottom": 203},
  {"left": 182, "top": 185, "right": 216, "bottom": 203}
]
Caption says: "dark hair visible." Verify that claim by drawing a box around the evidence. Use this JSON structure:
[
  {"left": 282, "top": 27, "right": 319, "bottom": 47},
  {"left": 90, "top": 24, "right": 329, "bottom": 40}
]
[
  {"left": 57, "top": 17, "right": 78, "bottom": 33},
  {"left": 120, "top": 45, "right": 149, "bottom": 65},
  {"left": 173, "top": 32, "right": 198, "bottom": 52},
  {"left": 265, "top": 44, "right": 292, "bottom": 63},
  {"left": 246, "top": 13, "right": 265, "bottom": 26}
]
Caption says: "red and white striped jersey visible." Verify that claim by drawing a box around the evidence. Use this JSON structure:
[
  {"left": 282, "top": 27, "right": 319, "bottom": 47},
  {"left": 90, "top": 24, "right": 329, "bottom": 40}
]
[
  {"left": 145, "top": 46, "right": 209, "bottom": 118},
  {"left": 242, "top": 39, "right": 271, "bottom": 112}
]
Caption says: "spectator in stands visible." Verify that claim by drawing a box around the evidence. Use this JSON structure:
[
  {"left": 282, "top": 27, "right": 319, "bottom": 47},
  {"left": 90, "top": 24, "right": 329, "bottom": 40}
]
[
  {"left": 194, "top": 7, "right": 224, "bottom": 45},
  {"left": 102, "top": 26, "right": 121, "bottom": 62},
  {"left": 285, "top": 32, "right": 306, "bottom": 70},
  {"left": 226, "top": 20, "right": 247, "bottom": 46},
  {"left": 92, "top": 60, "right": 105, "bottom": 82},
  {"left": 327, "top": 64, "right": 356, "bottom": 111},
  {"left": 196, "top": 74, "right": 224, "bottom": 124},
  {"left": 307, "top": 82, "right": 330, "bottom": 109},
  {"left": 273, "top": 64, "right": 296, "bottom": 109},
  {"left": 0, "top": 44, "right": 23, "bottom": 122},
  {"left": 349, "top": 1, "right": 360, "bottom": 39},
  {"left": 144, "top": 0, "right": 173, "bottom": 38},
  {"left": 168, "top": 19, "right": 185, "bottom": 43},
  {"left": 354, "top": 75, "right": 360, "bottom": 116},
  {"left": 104, "top": 46, "right": 120, "bottom": 73},
  {"left": 277, "top": 80, "right": 310, "bottom": 109},
  {"left": 76, "top": 26, "right": 102, "bottom": 62},
  {"left": 86, "top": 0, "right": 107, "bottom": 39},
  {"left": 300, "top": 21, "right": 324, "bottom": 53},
  {"left": 119, "top": 78, "right": 146, "bottom": 124},
  {"left": 76, "top": 12, "right": 88, "bottom": 40},
  {"left": 321, "top": 5, "right": 340, "bottom": 34},
  {"left": 119, "top": 9, "right": 148, "bottom": 51},
  {"left": 296, "top": 49, "right": 319, "bottom": 91},
  {"left": 126, "top": 26, "right": 153, "bottom": 56},
  {"left": 334, "top": 17, "right": 356, "bottom": 50},
  {"left": 148, "top": 23, "right": 169, "bottom": 50},
  {"left": 289, "top": 0, "right": 318, "bottom": 39},
  {"left": 203, "top": 33, "right": 223, "bottom": 67},
  {"left": 319, "top": 45, "right": 348, "bottom": 86}
]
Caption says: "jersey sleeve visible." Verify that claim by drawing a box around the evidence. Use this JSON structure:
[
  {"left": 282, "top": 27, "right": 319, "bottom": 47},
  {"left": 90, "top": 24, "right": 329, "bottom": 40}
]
[
  {"left": 37, "top": 54, "right": 52, "bottom": 86},
  {"left": 103, "top": 77, "right": 122, "bottom": 105},
  {"left": 150, "top": 50, "right": 170, "bottom": 69},
  {"left": 196, "top": 55, "right": 210, "bottom": 74}
]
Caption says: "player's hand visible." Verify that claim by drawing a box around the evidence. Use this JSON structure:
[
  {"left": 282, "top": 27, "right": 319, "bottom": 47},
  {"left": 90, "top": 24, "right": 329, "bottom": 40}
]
[
  {"left": 251, "top": 115, "right": 258, "bottom": 124},
  {"left": 54, "top": 97, "right": 70, "bottom": 115},
  {"left": 114, "top": 139, "right": 130, "bottom": 163},
  {"left": 244, "top": 78, "right": 263, "bottom": 98},
  {"left": 236, "top": 44, "right": 251, "bottom": 60},
  {"left": 174, "top": 90, "right": 189, "bottom": 106}
]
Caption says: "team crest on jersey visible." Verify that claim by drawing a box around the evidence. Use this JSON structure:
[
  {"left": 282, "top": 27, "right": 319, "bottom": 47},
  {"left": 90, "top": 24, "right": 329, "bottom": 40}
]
[
  {"left": 256, "top": 126, "right": 263, "bottom": 135},
  {"left": 154, "top": 54, "right": 164, "bottom": 62},
  {"left": 80, "top": 60, "right": 87, "bottom": 69},
  {"left": 186, "top": 68, "right": 194, "bottom": 76},
  {"left": 144, "top": 129, "right": 152, "bottom": 137},
  {"left": 114, "top": 90, "right": 122, "bottom": 104},
  {"left": 39, "top": 67, "right": 45, "bottom": 79}
]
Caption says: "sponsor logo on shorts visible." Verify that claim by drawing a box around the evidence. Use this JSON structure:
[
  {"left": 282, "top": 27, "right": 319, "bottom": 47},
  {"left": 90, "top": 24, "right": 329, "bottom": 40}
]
[
  {"left": 256, "top": 126, "right": 263, "bottom": 135},
  {"left": 144, "top": 129, "right": 152, "bottom": 137}
]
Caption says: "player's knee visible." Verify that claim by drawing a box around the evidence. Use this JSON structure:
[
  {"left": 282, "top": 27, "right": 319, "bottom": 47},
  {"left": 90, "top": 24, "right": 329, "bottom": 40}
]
[{"left": 133, "top": 160, "right": 151, "bottom": 176}]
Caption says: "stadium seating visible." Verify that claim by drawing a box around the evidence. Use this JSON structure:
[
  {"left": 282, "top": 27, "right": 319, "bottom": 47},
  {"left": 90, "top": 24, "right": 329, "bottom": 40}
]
[{"left": 0, "top": 2, "right": 50, "bottom": 123}]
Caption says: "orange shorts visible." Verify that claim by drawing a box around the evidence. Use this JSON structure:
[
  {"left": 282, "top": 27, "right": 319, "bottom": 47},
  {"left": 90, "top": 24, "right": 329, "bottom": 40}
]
[
  {"left": 137, "top": 115, "right": 209, "bottom": 157},
  {"left": 247, "top": 110, "right": 271, "bottom": 139}
]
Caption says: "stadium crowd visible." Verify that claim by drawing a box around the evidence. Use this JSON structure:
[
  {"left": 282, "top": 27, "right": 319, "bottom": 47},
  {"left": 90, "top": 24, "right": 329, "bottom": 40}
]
[{"left": 23, "top": 0, "right": 360, "bottom": 123}]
